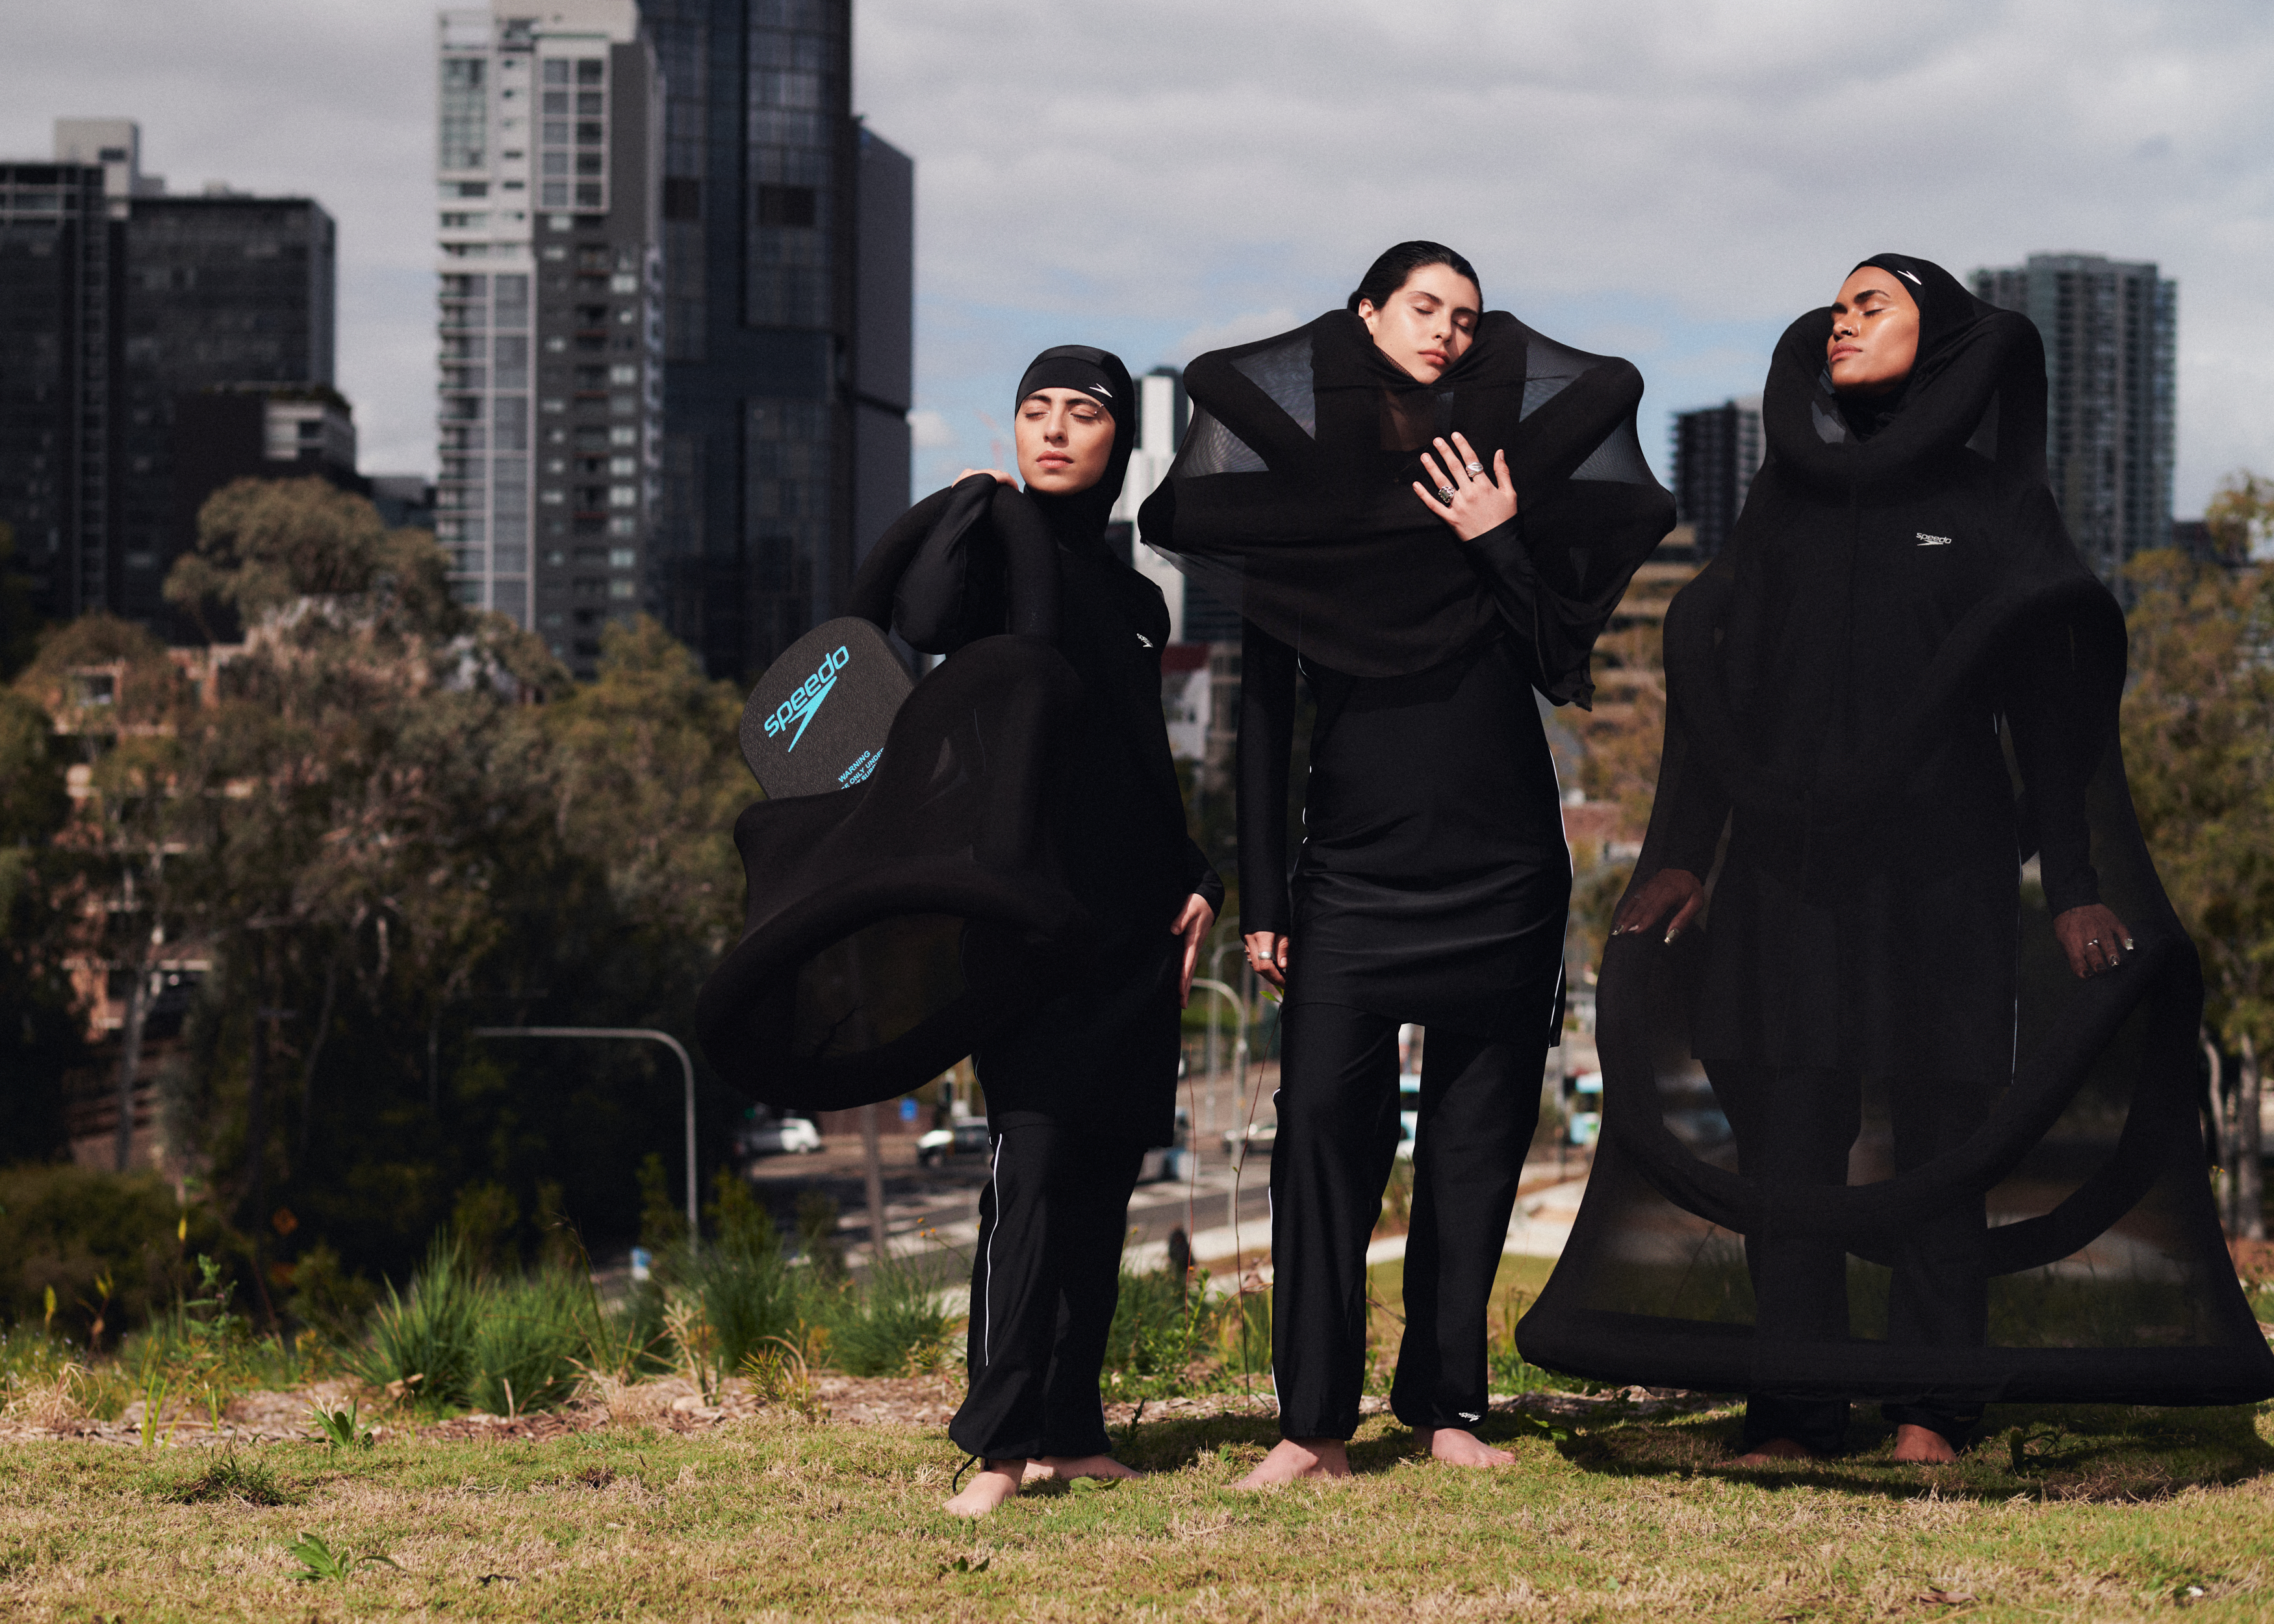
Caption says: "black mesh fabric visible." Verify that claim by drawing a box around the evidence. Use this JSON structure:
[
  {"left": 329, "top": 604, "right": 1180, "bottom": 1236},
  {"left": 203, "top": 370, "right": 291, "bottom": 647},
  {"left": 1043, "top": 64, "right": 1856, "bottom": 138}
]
[
  {"left": 1138, "top": 309, "right": 1671, "bottom": 694},
  {"left": 1516, "top": 283, "right": 2274, "bottom": 1408},
  {"left": 694, "top": 479, "right": 1088, "bottom": 1112}
]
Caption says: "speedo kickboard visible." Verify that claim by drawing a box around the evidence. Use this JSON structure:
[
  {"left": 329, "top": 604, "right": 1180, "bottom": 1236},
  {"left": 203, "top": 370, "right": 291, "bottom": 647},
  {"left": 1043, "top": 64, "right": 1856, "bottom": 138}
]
[{"left": 739, "top": 617, "right": 914, "bottom": 799}]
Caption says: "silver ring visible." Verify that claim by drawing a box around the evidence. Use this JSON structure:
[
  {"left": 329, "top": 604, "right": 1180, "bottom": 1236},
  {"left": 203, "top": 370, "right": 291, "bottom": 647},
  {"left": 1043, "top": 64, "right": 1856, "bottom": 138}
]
[
  {"left": 2088, "top": 939, "right": 2101, "bottom": 946},
  {"left": 1464, "top": 461, "right": 1484, "bottom": 476},
  {"left": 1436, "top": 485, "right": 1457, "bottom": 503}
]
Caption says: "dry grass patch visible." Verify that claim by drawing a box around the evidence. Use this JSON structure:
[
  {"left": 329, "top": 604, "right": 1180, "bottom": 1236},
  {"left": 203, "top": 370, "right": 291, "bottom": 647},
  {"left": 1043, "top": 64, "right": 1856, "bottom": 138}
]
[{"left": 0, "top": 1401, "right": 2266, "bottom": 1619}]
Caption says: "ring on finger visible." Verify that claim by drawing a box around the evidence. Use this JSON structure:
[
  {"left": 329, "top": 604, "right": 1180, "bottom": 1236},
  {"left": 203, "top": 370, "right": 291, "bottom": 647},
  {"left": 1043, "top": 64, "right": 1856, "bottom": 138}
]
[
  {"left": 1464, "top": 461, "right": 1485, "bottom": 476},
  {"left": 1436, "top": 484, "right": 1457, "bottom": 503}
]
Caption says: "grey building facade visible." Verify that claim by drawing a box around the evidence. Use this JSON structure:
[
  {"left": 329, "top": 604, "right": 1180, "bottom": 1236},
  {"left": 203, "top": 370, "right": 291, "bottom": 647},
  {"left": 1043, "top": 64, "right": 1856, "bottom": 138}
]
[
  {"left": 1972, "top": 253, "right": 2176, "bottom": 579},
  {"left": 435, "top": 3, "right": 665, "bottom": 673},
  {"left": 643, "top": 0, "right": 912, "bottom": 683},
  {"left": 1, "top": 122, "right": 337, "bottom": 632},
  {"left": 1670, "top": 394, "right": 1762, "bottom": 560}
]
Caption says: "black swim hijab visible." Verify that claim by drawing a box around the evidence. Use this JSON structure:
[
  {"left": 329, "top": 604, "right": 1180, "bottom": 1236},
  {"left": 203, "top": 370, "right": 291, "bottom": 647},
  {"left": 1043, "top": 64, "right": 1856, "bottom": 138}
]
[
  {"left": 1015, "top": 344, "right": 1136, "bottom": 549},
  {"left": 1837, "top": 253, "right": 1991, "bottom": 440}
]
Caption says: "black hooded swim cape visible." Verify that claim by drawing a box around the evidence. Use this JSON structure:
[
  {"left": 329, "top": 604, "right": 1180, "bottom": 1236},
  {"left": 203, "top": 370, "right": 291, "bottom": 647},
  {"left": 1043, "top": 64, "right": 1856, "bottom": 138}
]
[
  {"left": 1138, "top": 308, "right": 1673, "bottom": 694},
  {"left": 695, "top": 346, "right": 1218, "bottom": 1137},
  {"left": 1516, "top": 260, "right": 2274, "bottom": 1406},
  {"left": 1144, "top": 308, "right": 1672, "bottom": 1037}
]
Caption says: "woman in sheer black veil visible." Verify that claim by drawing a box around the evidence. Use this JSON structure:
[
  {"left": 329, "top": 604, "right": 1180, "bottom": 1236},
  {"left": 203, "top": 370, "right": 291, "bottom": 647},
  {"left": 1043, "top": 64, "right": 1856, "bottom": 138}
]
[
  {"left": 1140, "top": 243, "right": 1674, "bottom": 1482},
  {"left": 1522, "top": 255, "right": 2274, "bottom": 1460}
]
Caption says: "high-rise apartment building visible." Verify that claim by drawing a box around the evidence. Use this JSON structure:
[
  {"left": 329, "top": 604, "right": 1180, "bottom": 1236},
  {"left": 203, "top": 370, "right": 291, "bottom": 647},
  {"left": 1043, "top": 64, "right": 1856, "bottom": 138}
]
[
  {"left": 434, "top": 3, "right": 662, "bottom": 670},
  {"left": 0, "top": 159, "right": 115, "bottom": 622},
  {"left": 1972, "top": 253, "right": 2176, "bottom": 578},
  {"left": 1670, "top": 394, "right": 1763, "bottom": 560},
  {"left": 1, "top": 121, "right": 337, "bottom": 631},
  {"left": 643, "top": 0, "right": 912, "bottom": 682}
]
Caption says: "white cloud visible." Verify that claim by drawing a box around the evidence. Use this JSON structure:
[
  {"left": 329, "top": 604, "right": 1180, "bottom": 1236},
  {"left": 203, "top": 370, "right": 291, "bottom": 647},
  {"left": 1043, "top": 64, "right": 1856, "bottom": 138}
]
[
  {"left": 4, "top": 1, "right": 2269, "bottom": 510},
  {"left": 1166, "top": 309, "right": 1305, "bottom": 365},
  {"left": 906, "top": 409, "right": 956, "bottom": 449}
]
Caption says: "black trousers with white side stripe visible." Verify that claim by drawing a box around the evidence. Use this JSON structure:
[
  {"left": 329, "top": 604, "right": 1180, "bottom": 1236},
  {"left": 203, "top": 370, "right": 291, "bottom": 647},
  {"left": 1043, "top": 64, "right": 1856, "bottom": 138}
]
[
  {"left": 948, "top": 1123, "right": 1145, "bottom": 1462},
  {"left": 1268, "top": 1001, "right": 1544, "bottom": 1441}
]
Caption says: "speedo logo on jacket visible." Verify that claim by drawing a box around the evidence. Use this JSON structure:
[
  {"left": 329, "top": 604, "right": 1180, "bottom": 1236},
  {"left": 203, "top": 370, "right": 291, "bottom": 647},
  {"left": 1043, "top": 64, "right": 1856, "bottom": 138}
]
[{"left": 763, "top": 645, "right": 850, "bottom": 751}]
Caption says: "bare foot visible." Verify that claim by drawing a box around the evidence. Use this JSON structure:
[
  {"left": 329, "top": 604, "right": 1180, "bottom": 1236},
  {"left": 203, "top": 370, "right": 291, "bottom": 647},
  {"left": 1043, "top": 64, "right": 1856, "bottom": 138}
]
[
  {"left": 1733, "top": 1436, "right": 1821, "bottom": 1465},
  {"left": 1891, "top": 1424, "right": 1958, "bottom": 1464},
  {"left": 1233, "top": 1438, "right": 1350, "bottom": 1487},
  {"left": 944, "top": 1459, "right": 1025, "bottom": 1517},
  {"left": 1414, "top": 1427, "right": 1516, "bottom": 1467},
  {"left": 1032, "top": 1453, "right": 1141, "bottom": 1482}
]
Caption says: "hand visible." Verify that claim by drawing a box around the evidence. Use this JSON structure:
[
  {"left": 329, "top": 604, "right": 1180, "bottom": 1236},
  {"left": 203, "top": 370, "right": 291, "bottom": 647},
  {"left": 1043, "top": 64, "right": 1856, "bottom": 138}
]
[
  {"left": 2053, "top": 904, "right": 2133, "bottom": 978},
  {"left": 956, "top": 467, "right": 1019, "bottom": 487},
  {"left": 1613, "top": 869, "right": 1706, "bottom": 944},
  {"left": 1171, "top": 893, "right": 1217, "bottom": 1008},
  {"left": 1412, "top": 432, "right": 1519, "bottom": 542},
  {"left": 1242, "top": 930, "right": 1288, "bottom": 992}
]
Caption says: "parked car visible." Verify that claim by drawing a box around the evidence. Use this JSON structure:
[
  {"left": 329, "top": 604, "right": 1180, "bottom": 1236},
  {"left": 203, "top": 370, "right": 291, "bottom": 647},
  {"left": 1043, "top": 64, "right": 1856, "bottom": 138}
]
[
  {"left": 916, "top": 1117, "right": 991, "bottom": 1168},
  {"left": 1221, "top": 1118, "right": 1278, "bottom": 1162},
  {"left": 1565, "top": 1070, "right": 1603, "bottom": 1147},
  {"left": 736, "top": 1110, "right": 822, "bottom": 1158},
  {"left": 1138, "top": 1107, "right": 1193, "bottom": 1184},
  {"left": 1396, "top": 1071, "right": 1420, "bottom": 1161}
]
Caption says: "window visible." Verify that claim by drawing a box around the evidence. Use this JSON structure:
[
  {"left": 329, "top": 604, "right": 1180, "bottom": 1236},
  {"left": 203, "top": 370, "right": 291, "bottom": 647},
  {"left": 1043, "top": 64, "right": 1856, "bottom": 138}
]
[
  {"left": 610, "top": 271, "right": 639, "bottom": 293},
  {"left": 440, "top": 211, "right": 489, "bottom": 229},
  {"left": 543, "top": 60, "right": 569, "bottom": 86},
  {"left": 609, "top": 456, "right": 637, "bottom": 477},
  {"left": 756, "top": 184, "right": 817, "bottom": 227},
  {"left": 608, "top": 364, "right": 638, "bottom": 385},
  {"left": 609, "top": 425, "right": 638, "bottom": 446},
  {"left": 608, "top": 547, "right": 637, "bottom": 568},
  {"left": 439, "top": 56, "right": 487, "bottom": 170},
  {"left": 543, "top": 120, "right": 568, "bottom": 145},
  {"left": 576, "top": 59, "right": 604, "bottom": 83},
  {"left": 576, "top": 121, "right": 605, "bottom": 146},
  {"left": 609, "top": 486, "right": 637, "bottom": 508},
  {"left": 607, "top": 579, "right": 637, "bottom": 600},
  {"left": 609, "top": 516, "right": 639, "bottom": 537}
]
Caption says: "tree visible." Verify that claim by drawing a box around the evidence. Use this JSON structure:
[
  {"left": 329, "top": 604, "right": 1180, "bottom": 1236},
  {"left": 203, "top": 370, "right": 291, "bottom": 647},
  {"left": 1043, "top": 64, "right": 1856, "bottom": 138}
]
[{"left": 2121, "top": 531, "right": 2274, "bottom": 1239}]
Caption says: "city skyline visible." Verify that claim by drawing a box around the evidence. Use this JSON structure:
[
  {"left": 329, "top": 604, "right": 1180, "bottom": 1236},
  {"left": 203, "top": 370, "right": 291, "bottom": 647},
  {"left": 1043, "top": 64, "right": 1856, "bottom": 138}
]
[{"left": 3, "top": 1, "right": 2273, "bottom": 529}]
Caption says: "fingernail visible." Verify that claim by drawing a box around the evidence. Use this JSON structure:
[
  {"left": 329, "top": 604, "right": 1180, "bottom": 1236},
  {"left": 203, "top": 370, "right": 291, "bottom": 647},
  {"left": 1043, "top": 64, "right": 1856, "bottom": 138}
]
[{"left": 1664, "top": 930, "right": 1680, "bottom": 945}]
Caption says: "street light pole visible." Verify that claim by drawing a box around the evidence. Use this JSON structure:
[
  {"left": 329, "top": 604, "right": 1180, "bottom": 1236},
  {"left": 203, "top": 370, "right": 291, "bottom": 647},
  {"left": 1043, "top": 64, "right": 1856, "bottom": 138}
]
[{"left": 472, "top": 1026, "right": 700, "bottom": 1252}]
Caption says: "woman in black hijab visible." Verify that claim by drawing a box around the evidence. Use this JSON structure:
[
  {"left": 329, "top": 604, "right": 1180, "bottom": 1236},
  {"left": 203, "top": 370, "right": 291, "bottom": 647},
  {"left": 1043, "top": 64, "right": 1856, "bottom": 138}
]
[
  {"left": 885, "top": 347, "right": 1221, "bottom": 1516},
  {"left": 1140, "top": 243, "right": 1674, "bottom": 1483},
  {"left": 1526, "top": 255, "right": 2274, "bottom": 1460}
]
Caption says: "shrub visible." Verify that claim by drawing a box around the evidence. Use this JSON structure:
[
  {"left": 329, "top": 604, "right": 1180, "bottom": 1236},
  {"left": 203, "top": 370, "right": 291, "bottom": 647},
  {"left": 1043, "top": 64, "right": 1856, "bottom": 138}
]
[
  {"left": 817, "top": 1258, "right": 951, "bottom": 1377},
  {"left": 352, "top": 1235, "right": 482, "bottom": 1408},
  {"left": 0, "top": 1164, "right": 197, "bottom": 1345},
  {"left": 470, "top": 1267, "right": 598, "bottom": 1415},
  {"left": 676, "top": 1175, "right": 798, "bottom": 1376}
]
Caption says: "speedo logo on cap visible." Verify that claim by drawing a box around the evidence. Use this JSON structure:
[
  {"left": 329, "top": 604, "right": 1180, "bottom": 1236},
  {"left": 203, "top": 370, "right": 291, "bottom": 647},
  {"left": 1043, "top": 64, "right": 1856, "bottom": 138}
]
[{"left": 763, "top": 644, "right": 850, "bottom": 752}]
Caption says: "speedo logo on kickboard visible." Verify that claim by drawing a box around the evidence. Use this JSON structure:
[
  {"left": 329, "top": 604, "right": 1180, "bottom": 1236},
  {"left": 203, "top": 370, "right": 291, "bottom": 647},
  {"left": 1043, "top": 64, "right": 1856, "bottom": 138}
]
[
  {"left": 763, "top": 644, "right": 850, "bottom": 752},
  {"left": 1917, "top": 533, "right": 1954, "bottom": 546}
]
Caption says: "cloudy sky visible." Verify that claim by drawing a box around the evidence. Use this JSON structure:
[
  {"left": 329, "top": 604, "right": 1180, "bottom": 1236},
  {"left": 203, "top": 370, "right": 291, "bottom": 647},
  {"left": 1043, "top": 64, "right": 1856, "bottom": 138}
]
[{"left": 6, "top": 0, "right": 2271, "bottom": 515}]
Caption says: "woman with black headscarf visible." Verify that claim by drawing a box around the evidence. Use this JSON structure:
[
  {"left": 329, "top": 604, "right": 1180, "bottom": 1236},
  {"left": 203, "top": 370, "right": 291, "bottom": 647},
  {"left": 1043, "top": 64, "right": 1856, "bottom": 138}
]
[
  {"left": 1139, "top": 244, "right": 1675, "bottom": 1483},
  {"left": 876, "top": 346, "right": 1221, "bottom": 1516},
  {"left": 1519, "top": 255, "right": 2274, "bottom": 1460}
]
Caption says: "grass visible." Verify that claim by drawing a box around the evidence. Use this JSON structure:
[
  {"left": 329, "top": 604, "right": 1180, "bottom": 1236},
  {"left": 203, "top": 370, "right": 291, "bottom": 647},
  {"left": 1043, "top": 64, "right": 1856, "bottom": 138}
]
[{"left": 0, "top": 1401, "right": 2267, "bottom": 1618}]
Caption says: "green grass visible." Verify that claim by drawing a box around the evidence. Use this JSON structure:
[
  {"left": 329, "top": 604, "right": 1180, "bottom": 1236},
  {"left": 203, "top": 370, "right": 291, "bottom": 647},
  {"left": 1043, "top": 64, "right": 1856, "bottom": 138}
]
[{"left": 0, "top": 1402, "right": 2268, "bottom": 1618}]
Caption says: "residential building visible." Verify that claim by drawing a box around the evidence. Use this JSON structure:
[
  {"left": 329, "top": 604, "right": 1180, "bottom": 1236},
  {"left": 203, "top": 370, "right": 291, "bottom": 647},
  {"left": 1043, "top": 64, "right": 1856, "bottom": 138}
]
[
  {"left": 640, "top": 0, "right": 913, "bottom": 683},
  {"left": 1670, "top": 394, "right": 1762, "bottom": 559},
  {"left": 433, "top": 2, "right": 662, "bottom": 672},
  {"left": 1972, "top": 253, "right": 2177, "bottom": 579},
  {"left": 1, "top": 121, "right": 337, "bottom": 633},
  {"left": 0, "top": 159, "right": 115, "bottom": 623}
]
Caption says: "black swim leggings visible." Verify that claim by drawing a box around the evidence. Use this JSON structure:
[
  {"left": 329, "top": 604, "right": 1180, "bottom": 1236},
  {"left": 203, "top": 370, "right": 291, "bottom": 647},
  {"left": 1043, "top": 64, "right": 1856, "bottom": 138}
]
[
  {"left": 1267, "top": 1001, "right": 1544, "bottom": 1441},
  {"left": 1717, "top": 1063, "right": 1992, "bottom": 1453},
  {"left": 949, "top": 1122, "right": 1144, "bottom": 1462}
]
